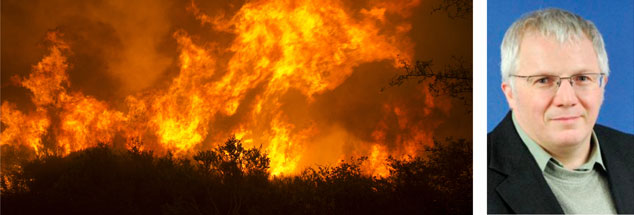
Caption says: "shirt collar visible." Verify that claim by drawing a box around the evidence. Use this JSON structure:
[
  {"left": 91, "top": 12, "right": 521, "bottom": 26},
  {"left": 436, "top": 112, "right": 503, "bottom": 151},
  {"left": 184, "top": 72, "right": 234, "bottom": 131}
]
[{"left": 511, "top": 112, "right": 606, "bottom": 172}]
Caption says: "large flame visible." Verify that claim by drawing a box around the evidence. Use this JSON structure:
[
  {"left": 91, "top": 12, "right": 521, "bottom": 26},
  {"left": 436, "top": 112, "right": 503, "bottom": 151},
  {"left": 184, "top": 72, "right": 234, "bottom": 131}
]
[{"left": 1, "top": 0, "right": 449, "bottom": 177}]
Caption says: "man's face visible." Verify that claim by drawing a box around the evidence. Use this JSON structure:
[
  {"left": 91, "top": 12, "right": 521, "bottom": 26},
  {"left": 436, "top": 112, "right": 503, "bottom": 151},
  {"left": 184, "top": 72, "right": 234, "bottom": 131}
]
[{"left": 502, "top": 32, "right": 605, "bottom": 149}]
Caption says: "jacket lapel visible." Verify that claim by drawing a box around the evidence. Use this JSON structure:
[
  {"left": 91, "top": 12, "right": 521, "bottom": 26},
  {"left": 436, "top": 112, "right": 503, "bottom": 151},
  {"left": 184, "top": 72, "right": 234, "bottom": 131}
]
[
  {"left": 489, "top": 112, "right": 564, "bottom": 214},
  {"left": 496, "top": 168, "right": 563, "bottom": 213},
  {"left": 597, "top": 129, "right": 634, "bottom": 213}
]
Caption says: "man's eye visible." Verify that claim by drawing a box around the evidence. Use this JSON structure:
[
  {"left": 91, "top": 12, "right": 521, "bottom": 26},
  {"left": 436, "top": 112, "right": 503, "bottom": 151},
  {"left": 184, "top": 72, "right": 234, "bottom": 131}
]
[
  {"left": 575, "top": 75, "right": 591, "bottom": 82},
  {"left": 534, "top": 77, "right": 552, "bottom": 85}
]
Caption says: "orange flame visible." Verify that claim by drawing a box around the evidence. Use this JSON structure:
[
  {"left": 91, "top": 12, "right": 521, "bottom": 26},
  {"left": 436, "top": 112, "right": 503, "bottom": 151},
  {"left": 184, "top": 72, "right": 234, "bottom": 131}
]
[
  {"left": 2, "top": 32, "right": 124, "bottom": 155},
  {"left": 1, "top": 0, "right": 449, "bottom": 177}
]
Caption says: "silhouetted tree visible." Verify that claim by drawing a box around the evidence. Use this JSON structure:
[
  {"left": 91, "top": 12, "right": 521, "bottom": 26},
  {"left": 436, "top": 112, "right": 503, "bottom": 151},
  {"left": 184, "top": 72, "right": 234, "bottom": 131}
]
[
  {"left": 387, "top": 138, "right": 472, "bottom": 214},
  {"left": 432, "top": 0, "right": 473, "bottom": 19},
  {"left": 384, "top": 56, "right": 473, "bottom": 107},
  {"left": 2, "top": 137, "right": 471, "bottom": 215},
  {"left": 192, "top": 136, "right": 272, "bottom": 214},
  {"left": 193, "top": 136, "right": 270, "bottom": 179}
]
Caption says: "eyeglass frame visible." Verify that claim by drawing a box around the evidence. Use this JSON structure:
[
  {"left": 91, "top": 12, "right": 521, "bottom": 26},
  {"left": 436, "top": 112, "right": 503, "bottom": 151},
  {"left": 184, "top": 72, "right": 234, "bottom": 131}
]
[{"left": 508, "top": 73, "right": 606, "bottom": 92}]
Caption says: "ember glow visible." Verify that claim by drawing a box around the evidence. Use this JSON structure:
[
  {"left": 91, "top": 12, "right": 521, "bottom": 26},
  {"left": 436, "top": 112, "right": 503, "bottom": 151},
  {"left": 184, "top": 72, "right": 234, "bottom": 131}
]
[{"left": 1, "top": 0, "right": 470, "bottom": 177}]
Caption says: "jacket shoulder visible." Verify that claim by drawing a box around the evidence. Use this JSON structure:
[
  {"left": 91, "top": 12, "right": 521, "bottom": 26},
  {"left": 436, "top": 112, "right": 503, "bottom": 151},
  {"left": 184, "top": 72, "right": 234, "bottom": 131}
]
[
  {"left": 595, "top": 125, "right": 634, "bottom": 146},
  {"left": 594, "top": 125, "right": 634, "bottom": 162},
  {"left": 595, "top": 124, "right": 634, "bottom": 138}
]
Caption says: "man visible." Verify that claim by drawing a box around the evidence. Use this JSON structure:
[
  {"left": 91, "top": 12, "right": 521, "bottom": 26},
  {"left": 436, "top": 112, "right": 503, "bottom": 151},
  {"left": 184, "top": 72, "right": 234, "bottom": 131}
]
[{"left": 488, "top": 8, "right": 634, "bottom": 214}]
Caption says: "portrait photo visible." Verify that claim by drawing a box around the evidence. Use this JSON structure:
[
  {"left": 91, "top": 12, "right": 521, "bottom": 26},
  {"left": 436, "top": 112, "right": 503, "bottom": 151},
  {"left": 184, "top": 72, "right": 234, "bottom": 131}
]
[{"left": 487, "top": 1, "right": 634, "bottom": 214}]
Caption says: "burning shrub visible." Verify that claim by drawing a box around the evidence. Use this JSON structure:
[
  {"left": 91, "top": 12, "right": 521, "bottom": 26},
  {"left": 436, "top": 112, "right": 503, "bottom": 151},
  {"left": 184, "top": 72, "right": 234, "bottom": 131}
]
[
  {"left": 193, "top": 136, "right": 270, "bottom": 179},
  {"left": 1, "top": 137, "right": 472, "bottom": 215}
]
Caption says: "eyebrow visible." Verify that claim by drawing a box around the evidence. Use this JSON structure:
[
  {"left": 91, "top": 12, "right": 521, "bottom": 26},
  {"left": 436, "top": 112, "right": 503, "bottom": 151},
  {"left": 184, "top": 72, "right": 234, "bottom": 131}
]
[{"left": 528, "top": 69, "right": 598, "bottom": 76}]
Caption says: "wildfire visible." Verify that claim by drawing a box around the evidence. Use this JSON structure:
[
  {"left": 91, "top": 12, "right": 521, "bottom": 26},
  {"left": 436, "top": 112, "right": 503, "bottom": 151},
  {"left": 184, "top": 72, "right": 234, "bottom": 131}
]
[
  {"left": 1, "top": 0, "right": 448, "bottom": 177},
  {"left": 369, "top": 144, "right": 389, "bottom": 177},
  {"left": 2, "top": 32, "right": 125, "bottom": 155}
]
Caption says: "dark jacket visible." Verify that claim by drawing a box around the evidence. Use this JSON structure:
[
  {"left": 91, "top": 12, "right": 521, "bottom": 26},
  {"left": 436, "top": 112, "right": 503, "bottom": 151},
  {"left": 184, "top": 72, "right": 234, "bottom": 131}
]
[{"left": 488, "top": 111, "right": 634, "bottom": 214}]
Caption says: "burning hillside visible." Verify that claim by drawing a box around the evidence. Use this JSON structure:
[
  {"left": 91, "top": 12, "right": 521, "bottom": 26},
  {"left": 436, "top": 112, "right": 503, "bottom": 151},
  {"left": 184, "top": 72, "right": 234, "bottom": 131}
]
[{"left": 1, "top": 0, "right": 471, "bottom": 177}]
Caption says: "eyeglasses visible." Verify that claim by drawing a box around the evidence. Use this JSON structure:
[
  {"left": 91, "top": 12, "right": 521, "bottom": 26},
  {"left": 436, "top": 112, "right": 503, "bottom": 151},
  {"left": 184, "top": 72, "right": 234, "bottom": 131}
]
[{"left": 510, "top": 73, "right": 605, "bottom": 93}]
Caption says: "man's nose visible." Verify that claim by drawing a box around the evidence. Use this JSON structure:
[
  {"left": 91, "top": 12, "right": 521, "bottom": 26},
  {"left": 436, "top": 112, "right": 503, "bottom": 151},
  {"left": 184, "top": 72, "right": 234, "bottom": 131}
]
[{"left": 553, "top": 79, "right": 578, "bottom": 107}]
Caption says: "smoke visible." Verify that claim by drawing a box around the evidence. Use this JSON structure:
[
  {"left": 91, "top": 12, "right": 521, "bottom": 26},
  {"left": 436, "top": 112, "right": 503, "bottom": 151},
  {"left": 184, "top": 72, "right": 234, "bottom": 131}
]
[{"left": 2, "top": 0, "right": 181, "bottom": 102}]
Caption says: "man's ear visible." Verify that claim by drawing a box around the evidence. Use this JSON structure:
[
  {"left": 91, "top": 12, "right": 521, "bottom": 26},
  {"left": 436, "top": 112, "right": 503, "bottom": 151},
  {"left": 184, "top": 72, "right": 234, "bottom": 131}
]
[{"left": 501, "top": 81, "right": 516, "bottom": 110}]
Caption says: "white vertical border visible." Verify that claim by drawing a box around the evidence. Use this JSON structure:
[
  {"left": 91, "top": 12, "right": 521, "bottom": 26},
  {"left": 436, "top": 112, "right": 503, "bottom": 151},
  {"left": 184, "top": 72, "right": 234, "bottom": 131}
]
[{"left": 472, "top": 0, "right": 487, "bottom": 214}]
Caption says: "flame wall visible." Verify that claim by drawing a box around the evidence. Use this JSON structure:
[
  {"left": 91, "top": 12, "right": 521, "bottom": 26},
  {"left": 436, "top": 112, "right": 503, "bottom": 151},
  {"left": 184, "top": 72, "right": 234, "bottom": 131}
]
[{"left": 1, "top": 0, "right": 472, "bottom": 176}]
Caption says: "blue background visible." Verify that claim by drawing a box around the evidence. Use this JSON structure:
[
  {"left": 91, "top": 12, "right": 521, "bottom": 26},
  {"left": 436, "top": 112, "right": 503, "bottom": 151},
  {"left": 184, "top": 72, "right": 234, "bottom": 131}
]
[{"left": 487, "top": 1, "right": 634, "bottom": 133}]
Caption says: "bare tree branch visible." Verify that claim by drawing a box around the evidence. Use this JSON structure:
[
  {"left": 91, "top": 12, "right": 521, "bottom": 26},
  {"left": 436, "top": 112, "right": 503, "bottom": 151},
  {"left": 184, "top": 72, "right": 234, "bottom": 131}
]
[
  {"left": 431, "top": 0, "right": 473, "bottom": 19},
  {"left": 383, "top": 56, "right": 472, "bottom": 107}
]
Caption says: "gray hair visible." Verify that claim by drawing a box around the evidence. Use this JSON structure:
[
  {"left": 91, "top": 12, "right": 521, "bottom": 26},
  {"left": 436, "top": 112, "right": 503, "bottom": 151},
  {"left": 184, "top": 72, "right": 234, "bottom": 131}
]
[{"left": 500, "top": 8, "right": 609, "bottom": 84}]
